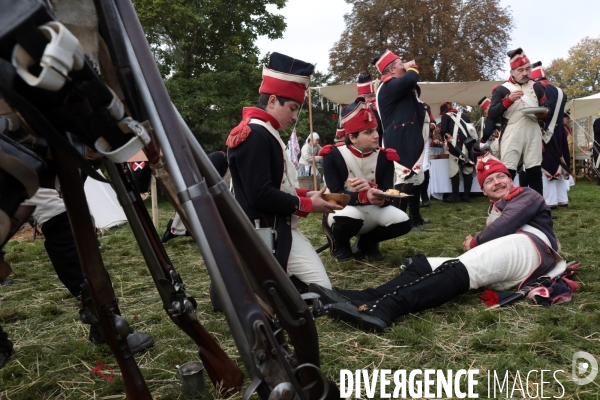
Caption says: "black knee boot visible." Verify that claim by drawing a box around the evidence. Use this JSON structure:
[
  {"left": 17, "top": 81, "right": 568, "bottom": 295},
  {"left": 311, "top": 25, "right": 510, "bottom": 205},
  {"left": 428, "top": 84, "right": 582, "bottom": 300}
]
[
  {"left": 331, "top": 216, "right": 363, "bottom": 262},
  {"left": 356, "top": 219, "right": 412, "bottom": 261},
  {"left": 409, "top": 184, "right": 424, "bottom": 223},
  {"left": 394, "top": 183, "right": 412, "bottom": 211},
  {"left": 444, "top": 175, "right": 461, "bottom": 203},
  {"left": 462, "top": 173, "right": 473, "bottom": 202},
  {"left": 526, "top": 166, "right": 543, "bottom": 196},
  {"left": 421, "top": 171, "right": 430, "bottom": 206},
  {"left": 369, "top": 259, "right": 470, "bottom": 323},
  {"left": 336, "top": 253, "right": 433, "bottom": 302},
  {"left": 327, "top": 259, "right": 470, "bottom": 333},
  {"left": 41, "top": 212, "right": 85, "bottom": 298}
]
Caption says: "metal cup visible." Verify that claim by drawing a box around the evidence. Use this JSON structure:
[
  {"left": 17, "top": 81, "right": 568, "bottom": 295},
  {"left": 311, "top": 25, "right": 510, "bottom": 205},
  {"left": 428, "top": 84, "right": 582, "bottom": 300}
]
[{"left": 176, "top": 361, "right": 205, "bottom": 398}]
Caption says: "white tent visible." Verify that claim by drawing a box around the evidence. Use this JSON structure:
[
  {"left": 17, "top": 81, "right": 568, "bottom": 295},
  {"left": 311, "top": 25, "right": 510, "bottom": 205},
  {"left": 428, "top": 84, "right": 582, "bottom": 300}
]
[
  {"left": 84, "top": 172, "right": 128, "bottom": 230},
  {"left": 565, "top": 92, "right": 600, "bottom": 119},
  {"left": 313, "top": 80, "right": 504, "bottom": 114}
]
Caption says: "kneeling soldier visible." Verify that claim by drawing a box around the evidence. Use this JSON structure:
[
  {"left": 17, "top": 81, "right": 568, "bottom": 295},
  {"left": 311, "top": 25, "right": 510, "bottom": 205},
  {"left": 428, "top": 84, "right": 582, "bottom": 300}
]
[{"left": 320, "top": 98, "right": 412, "bottom": 262}]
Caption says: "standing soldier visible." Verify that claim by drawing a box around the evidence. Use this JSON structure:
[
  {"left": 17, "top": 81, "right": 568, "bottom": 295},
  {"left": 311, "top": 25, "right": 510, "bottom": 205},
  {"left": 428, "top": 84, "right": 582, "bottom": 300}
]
[
  {"left": 479, "top": 90, "right": 505, "bottom": 159},
  {"left": 530, "top": 61, "right": 570, "bottom": 210},
  {"left": 372, "top": 50, "right": 431, "bottom": 228},
  {"left": 488, "top": 48, "right": 548, "bottom": 195},
  {"left": 440, "top": 102, "right": 476, "bottom": 202}
]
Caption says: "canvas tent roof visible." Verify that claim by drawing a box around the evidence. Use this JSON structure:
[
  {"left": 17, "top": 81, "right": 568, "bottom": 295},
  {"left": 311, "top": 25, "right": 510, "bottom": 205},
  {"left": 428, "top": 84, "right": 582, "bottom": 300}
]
[
  {"left": 565, "top": 92, "right": 600, "bottom": 120},
  {"left": 313, "top": 80, "right": 504, "bottom": 115}
]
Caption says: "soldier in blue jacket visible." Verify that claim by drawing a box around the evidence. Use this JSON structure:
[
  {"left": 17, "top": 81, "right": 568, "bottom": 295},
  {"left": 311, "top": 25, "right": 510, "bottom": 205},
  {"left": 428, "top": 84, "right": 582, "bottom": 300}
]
[
  {"left": 227, "top": 53, "right": 341, "bottom": 292},
  {"left": 372, "top": 50, "right": 431, "bottom": 228},
  {"left": 530, "top": 61, "right": 570, "bottom": 209}
]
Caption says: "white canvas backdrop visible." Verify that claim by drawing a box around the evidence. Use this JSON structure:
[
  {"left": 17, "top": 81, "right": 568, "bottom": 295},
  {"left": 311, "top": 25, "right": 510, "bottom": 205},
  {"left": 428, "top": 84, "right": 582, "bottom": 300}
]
[{"left": 313, "top": 80, "right": 504, "bottom": 113}]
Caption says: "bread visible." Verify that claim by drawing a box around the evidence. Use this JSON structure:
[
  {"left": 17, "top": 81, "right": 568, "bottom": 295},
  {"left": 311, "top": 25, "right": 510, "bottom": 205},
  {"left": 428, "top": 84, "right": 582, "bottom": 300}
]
[{"left": 322, "top": 193, "right": 350, "bottom": 208}]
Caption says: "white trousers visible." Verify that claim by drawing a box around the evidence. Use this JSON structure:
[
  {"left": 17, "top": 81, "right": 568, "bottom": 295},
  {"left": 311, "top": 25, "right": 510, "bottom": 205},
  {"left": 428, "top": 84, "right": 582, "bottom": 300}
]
[
  {"left": 171, "top": 212, "right": 187, "bottom": 235},
  {"left": 287, "top": 229, "right": 332, "bottom": 289},
  {"left": 427, "top": 234, "right": 541, "bottom": 290},
  {"left": 542, "top": 176, "right": 569, "bottom": 207},
  {"left": 327, "top": 205, "right": 409, "bottom": 234}
]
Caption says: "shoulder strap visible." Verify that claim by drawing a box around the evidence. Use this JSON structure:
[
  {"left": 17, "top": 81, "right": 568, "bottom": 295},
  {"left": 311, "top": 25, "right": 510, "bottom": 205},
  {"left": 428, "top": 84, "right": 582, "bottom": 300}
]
[
  {"left": 337, "top": 146, "right": 368, "bottom": 181},
  {"left": 547, "top": 88, "right": 564, "bottom": 135}
]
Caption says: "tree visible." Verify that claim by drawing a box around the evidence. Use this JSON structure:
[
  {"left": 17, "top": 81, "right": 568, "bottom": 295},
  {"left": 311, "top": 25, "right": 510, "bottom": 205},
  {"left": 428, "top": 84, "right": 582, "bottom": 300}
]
[
  {"left": 329, "top": 0, "right": 513, "bottom": 83},
  {"left": 133, "top": 0, "right": 287, "bottom": 150},
  {"left": 546, "top": 36, "right": 600, "bottom": 99}
]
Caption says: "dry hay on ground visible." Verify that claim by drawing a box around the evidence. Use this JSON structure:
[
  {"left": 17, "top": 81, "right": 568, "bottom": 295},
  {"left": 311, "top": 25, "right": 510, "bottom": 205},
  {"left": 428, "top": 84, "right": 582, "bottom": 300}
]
[{"left": 10, "top": 224, "right": 43, "bottom": 242}]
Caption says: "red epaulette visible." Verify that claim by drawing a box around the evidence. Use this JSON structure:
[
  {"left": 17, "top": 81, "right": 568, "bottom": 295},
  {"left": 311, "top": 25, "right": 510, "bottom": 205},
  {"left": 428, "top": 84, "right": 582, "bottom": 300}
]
[
  {"left": 504, "top": 186, "right": 524, "bottom": 201},
  {"left": 383, "top": 147, "right": 400, "bottom": 162},
  {"left": 381, "top": 147, "right": 399, "bottom": 162},
  {"left": 319, "top": 144, "right": 334, "bottom": 156},
  {"left": 226, "top": 118, "right": 252, "bottom": 148}
]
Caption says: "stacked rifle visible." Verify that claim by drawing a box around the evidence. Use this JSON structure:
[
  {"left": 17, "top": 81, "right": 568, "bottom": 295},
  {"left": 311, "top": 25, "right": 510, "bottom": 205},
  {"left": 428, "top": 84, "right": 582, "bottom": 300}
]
[{"left": 0, "top": 0, "right": 337, "bottom": 398}]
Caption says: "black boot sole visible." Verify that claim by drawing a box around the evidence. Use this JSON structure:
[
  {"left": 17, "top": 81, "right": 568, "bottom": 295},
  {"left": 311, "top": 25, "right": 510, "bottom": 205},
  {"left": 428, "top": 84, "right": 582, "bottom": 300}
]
[
  {"left": 327, "top": 303, "right": 388, "bottom": 333},
  {"left": 308, "top": 284, "right": 350, "bottom": 305}
]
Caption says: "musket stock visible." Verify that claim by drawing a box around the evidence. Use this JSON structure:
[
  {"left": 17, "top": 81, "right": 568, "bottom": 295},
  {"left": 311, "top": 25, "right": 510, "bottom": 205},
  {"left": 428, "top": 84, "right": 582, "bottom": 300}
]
[
  {"left": 53, "top": 149, "right": 151, "bottom": 400},
  {"left": 104, "top": 160, "right": 244, "bottom": 394}
]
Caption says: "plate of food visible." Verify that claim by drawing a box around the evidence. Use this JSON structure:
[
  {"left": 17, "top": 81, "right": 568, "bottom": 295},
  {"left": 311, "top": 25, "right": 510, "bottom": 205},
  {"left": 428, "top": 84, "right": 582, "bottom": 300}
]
[
  {"left": 372, "top": 189, "right": 413, "bottom": 199},
  {"left": 322, "top": 193, "right": 351, "bottom": 208},
  {"left": 520, "top": 106, "right": 548, "bottom": 115}
]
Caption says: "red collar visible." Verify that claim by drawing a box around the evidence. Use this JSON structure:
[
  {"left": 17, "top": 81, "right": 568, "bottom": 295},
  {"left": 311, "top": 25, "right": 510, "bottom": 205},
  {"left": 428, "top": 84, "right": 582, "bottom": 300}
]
[
  {"left": 381, "top": 75, "right": 395, "bottom": 83},
  {"left": 241, "top": 107, "right": 282, "bottom": 130},
  {"left": 347, "top": 144, "right": 375, "bottom": 158}
]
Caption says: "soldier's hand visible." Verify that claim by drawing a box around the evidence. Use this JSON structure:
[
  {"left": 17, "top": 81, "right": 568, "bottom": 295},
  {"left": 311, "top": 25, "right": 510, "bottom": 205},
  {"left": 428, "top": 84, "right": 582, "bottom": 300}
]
[
  {"left": 349, "top": 177, "right": 371, "bottom": 192},
  {"left": 310, "top": 186, "right": 343, "bottom": 213},
  {"left": 462, "top": 234, "right": 474, "bottom": 252},
  {"left": 508, "top": 90, "right": 523, "bottom": 102},
  {"left": 404, "top": 60, "right": 417, "bottom": 70},
  {"left": 367, "top": 189, "right": 386, "bottom": 206}
]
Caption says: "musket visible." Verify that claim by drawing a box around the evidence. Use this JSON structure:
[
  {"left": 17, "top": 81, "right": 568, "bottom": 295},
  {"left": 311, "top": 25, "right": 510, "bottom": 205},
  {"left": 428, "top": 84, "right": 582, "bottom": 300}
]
[
  {"left": 543, "top": 133, "right": 573, "bottom": 176},
  {"left": 104, "top": 159, "right": 244, "bottom": 395},
  {"left": 487, "top": 276, "right": 552, "bottom": 309},
  {"left": 445, "top": 133, "right": 474, "bottom": 164},
  {"left": 53, "top": 148, "right": 152, "bottom": 399},
  {"left": 113, "top": 0, "right": 335, "bottom": 397}
]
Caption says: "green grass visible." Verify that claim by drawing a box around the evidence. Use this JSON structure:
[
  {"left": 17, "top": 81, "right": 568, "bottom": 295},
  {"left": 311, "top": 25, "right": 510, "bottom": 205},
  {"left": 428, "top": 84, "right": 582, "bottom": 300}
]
[{"left": 1, "top": 181, "right": 599, "bottom": 399}]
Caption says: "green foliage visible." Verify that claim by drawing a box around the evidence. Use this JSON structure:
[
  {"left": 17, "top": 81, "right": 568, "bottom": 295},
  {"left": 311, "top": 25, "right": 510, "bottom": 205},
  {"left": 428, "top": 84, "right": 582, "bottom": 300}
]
[
  {"left": 547, "top": 36, "right": 600, "bottom": 99},
  {"left": 133, "top": 0, "right": 287, "bottom": 150}
]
